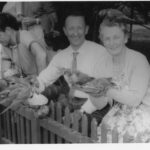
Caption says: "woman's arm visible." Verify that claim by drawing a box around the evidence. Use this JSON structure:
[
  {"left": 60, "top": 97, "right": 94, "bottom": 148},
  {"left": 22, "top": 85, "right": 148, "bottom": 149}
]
[
  {"left": 107, "top": 56, "right": 150, "bottom": 106},
  {"left": 30, "top": 42, "right": 47, "bottom": 74}
]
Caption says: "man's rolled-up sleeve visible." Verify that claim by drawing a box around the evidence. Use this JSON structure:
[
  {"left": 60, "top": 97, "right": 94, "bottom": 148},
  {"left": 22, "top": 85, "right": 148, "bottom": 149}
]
[{"left": 37, "top": 53, "right": 63, "bottom": 92}]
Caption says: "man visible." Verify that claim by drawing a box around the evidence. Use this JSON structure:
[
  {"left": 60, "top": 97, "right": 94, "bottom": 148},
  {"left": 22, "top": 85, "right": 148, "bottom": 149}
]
[{"left": 35, "top": 11, "right": 111, "bottom": 121}]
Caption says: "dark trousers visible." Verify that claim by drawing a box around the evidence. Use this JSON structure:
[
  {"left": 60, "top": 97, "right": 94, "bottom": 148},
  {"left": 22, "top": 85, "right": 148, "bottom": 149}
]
[
  {"left": 90, "top": 104, "right": 110, "bottom": 124},
  {"left": 70, "top": 97, "right": 110, "bottom": 125}
]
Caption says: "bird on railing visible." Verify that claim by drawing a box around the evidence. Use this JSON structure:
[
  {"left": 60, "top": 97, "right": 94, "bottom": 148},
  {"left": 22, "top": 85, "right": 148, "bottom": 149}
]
[
  {"left": 0, "top": 76, "right": 49, "bottom": 116},
  {"left": 0, "top": 76, "right": 32, "bottom": 114}
]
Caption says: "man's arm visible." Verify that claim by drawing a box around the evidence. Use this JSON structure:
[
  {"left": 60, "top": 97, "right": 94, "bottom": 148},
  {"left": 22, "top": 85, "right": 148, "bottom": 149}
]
[{"left": 37, "top": 52, "right": 65, "bottom": 92}]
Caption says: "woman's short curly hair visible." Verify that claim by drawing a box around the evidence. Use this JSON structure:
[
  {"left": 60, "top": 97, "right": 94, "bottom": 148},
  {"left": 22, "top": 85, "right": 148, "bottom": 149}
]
[
  {"left": 0, "top": 12, "right": 20, "bottom": 31},
  {"left": 99, "top": 9, "right": 130, "bottom": 35}
]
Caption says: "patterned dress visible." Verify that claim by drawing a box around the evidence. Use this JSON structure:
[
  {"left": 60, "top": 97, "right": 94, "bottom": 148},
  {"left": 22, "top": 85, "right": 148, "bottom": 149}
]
[
  {"left": 97, "top": 103, "right": 150, "bottom": 143},
  {"left": 97, "top": 49, "right": 150, "bottom": 143}
]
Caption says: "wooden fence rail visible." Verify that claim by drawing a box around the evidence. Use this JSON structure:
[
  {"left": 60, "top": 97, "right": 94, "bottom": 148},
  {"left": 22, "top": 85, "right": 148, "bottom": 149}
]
[
  {"left": 0, "top": 101, "right": 98, "bottom": 144},
  {"left": 0, "top": 101, "right": 138, "bottom": 144}
]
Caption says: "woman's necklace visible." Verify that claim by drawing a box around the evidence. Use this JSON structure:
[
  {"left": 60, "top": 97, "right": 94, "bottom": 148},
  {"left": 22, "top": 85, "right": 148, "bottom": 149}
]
[
  {"left": 113, "top": 63, "right": 124, "bottom": 81},
  {"left": 112, "top": 48, "right": 126, "bottom": 82}
]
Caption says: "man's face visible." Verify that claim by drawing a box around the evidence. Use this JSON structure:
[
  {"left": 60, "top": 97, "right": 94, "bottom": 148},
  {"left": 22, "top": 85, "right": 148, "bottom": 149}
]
[
  {"left": 63, "top": 16, "right": 88, "bottom": 50},
  {"left": 0, "top": 30, "right": 10, "bottom": 47}
]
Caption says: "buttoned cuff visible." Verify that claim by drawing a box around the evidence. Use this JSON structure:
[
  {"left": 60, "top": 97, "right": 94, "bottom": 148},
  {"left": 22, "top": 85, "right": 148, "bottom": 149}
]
[{"left": 37, "top": 77, "right": 46, "bottom": 93}]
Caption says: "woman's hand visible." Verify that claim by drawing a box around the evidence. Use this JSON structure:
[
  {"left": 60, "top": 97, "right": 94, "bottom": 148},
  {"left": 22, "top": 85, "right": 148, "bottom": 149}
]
[{"left": 77, "top": 77, "right": 114, "bottom": 96}]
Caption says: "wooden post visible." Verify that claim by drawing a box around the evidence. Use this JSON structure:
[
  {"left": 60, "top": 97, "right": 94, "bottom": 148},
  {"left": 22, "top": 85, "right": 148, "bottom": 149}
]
[
  {"left": 43, "top": 128, "right": 49, "bottom": 143},
  {"left": 73, "top": 110, "right": 80, "bottom": 132},
  {"left": 16, "top": 114, "right": 21, "bottom": 143},
  {"left": 25, "top": 119, "right": 31, "bottom": 144},
  {"left": 91, "top": 118, "right": 98, "bottom": 142},
  {"left": 56, "top": 103, "right": 62, "bottom": 143},
  {"left": 112, "top": 128, "right": 119, "bottom": 143},
  {"left": 49, "top": 101, "right": 55, "bottom": 143},
  {"left": 3, "top": 113, "right": 7, "bottom": 139},
  {"left": 31, "top": 118, "right": 40, "bottom": 143},
  {"left": 11, "top": 111, "right": 17, "bottom": 143},
  {"left": 81, "top": 114, "right": 88, "bottom": 137},
  {"left": 6, "top": 111, "right": 11, "bottom": 142},
  {"left": 101, "top": 123, "right": 108, "bottom": 143},
  {"left": 63, "top": 107, "right": 71, "bottom": 143},
  {"left": 20, "top": 116, "right": 25, "bottom": 143}
]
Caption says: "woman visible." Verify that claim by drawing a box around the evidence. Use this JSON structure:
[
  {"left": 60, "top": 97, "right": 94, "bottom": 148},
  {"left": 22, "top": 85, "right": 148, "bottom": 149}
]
[
  {"left": 0, "top": 13, "right": 47, "bottom": 77},
  {"left": 96, "top": 9, "right": 150, "bottom": 142}
]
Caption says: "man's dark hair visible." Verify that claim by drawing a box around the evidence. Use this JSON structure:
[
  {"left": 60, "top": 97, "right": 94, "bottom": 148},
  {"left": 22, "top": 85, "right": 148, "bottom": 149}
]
[
  {"left": 0, "top": 12, "right": 20, "bottom": 31},
  {"left": 63, "top": 10, "right": 88, "bottom": 26}
]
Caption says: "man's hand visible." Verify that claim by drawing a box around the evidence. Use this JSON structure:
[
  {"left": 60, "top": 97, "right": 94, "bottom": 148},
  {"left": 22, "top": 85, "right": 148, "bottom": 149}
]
[{"left": 26, "top": 75, "right": 40, "bottom": 93}]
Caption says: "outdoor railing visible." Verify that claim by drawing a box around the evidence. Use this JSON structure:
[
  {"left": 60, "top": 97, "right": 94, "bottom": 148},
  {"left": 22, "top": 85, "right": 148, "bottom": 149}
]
[
  {"left": 0, "top": 101, "right": 98, "bottom": 143},
  {"left": 0, "top": 100, "right": 141, "bottom": 144}
]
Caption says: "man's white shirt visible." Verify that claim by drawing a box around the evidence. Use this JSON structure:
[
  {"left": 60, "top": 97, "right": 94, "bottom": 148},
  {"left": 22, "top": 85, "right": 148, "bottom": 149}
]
[{"left": 37, "top": 40, "right": 112, "bottom": 99}]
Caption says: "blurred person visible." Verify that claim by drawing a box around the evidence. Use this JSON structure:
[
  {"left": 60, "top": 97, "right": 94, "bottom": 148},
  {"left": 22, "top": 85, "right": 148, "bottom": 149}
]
[
  {"left": 0, "top": 13, "right": 47, "bottom": 77},
  {"left": 2, "top": 2, "right": 58, "bottom": 63}
]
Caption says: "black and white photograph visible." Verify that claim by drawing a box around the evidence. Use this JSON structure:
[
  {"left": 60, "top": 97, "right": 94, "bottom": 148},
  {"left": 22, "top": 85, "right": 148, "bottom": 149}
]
[{"left": 0, "top": 1, "right": 150, "bottom": 146}]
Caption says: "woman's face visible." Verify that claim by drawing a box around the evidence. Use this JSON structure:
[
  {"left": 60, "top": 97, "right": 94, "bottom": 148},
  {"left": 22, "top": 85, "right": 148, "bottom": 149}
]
[
  {"left": 99, "top": 26, "right": 128, "bottom": 56},
  {"left": 0, "top": 30, "right": 11, "bottom": 47}
]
